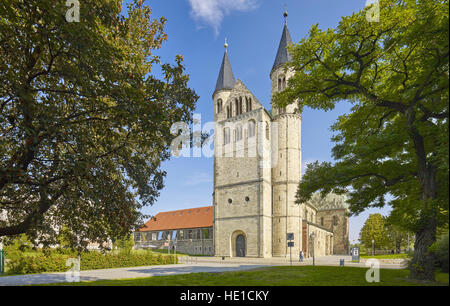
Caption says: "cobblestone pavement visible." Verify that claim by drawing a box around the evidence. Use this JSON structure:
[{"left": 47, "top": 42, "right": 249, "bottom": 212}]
[{"left": 0, "top": 255, "right": 404, "bottom": 286}]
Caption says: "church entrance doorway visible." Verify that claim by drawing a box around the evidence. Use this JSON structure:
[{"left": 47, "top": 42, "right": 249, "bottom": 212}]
[{"left": 236, "top": 234, "right": 245, "bottom": 257}]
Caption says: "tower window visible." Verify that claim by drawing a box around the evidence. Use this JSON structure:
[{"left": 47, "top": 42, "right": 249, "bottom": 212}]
[
  {"left": 228, "top": 198, "right": 232, "bottom": 204},
  {"left": 224, "top": 127, "right": 230, "bottom": 145},
  {"left": 236, "top": 124, "right": 243, "bottom": 141},
  {"left": 333, "top": 216, "right": 339, "bottom": 226},
  {"left": 248, "top": 120, "right": 256, "bottom": 138},
  {"left": 226, "top": 105, "right": 231, "bottom": 119},
  {"left": 217, "top": 99, "right": 223, "bottom": 113},
  {"left": 239, "top": 97, "right": 243, "bottom": 115},
  {"left": 246, "top": 97, "right": 252, "bottom": 112},
  {"left": 245, "top": 196, "right": 250, "bottom": 202}
]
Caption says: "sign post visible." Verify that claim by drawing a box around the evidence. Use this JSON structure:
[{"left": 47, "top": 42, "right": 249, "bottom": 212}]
[
  {"left": 351, "top": 246, "right": 360, "bottom": 263},
  {"left": 173, "top": 236, "right": 177, "bottom": 264},
  {"left": 0, "top": 249, "right": 4, "bottom": 274},
  {"left": 287, "top": 233, "right": 294, "bottom": 266}
]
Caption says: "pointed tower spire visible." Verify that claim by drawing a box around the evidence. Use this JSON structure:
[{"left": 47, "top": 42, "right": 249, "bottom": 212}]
[
  {"left": 271, "top": 10, "right": 293, "bottom": 75},
  {"left": 214, "top": 40, "right": 236, "bottom": 93}
]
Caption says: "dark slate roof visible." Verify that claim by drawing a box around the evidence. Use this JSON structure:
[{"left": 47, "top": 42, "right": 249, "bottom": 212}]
[
  {"left": 271, "top": 24, "right": 293, "bottom": 74},
  {"left": 214, "top": 51, "right": 235, "bottom": 93}
]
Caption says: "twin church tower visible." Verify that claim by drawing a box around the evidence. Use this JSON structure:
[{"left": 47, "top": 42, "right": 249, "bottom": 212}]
[{"left": 212, "top": 12, "right": 310, "bottom": 258}]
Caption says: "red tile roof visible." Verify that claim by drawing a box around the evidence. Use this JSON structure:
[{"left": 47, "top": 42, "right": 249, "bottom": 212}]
[{"left": 138, "top": 206, "right": 213, "bottom": 232}]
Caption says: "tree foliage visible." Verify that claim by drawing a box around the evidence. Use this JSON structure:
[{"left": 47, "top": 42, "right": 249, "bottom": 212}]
[
  {"left": 0, "top": 0, "right": 198, "bottom": 249},
  {"left": 359, "top": 213, "right": 389, "bottom": 251},
  {"left": 275, "top": 0, "right": 448, "bottom": 280}
]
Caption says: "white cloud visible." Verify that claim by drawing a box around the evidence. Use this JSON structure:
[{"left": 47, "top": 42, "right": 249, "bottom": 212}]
[
  {"left": 188, "top": 0, "right": 259, "bottom": 36},
  {"left": 184, "top": 171, "right": 213, "bottom": 186}
]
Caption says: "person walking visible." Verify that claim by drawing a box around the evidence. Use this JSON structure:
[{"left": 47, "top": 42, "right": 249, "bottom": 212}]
[{"left": 299, "top": 250, "right": 304, "bottom": 262}]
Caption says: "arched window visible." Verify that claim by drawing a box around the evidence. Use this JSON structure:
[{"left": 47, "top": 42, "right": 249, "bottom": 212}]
[
  {"left": 282, "top": 77, "right": 286, "bottom": 90},
  {"left": 217, "top": 99, "right": 223, "bottom": 113},
  {"left": 236, "top": 124, "right": 243, "bottom": 141},
  {"left": 248, "top": 98, "right": 252, "bottom": 111},
  {"left": 239, "top": 97, "right": 243, "bottom": 115},
  {"left": 278, "top": 78, "right": 281, "bottom": 91},
  {"left": 224, "top": 127, "right": 230, "bottom": 145},
  {"left": 248, "top": 120, "right": 256, "bottom": 138},
  {"left": 235, "top": 99, "right": 239, "bottom": 116},
  {"left": 226, "top": 105, "right": 231, "bottom": 119}
]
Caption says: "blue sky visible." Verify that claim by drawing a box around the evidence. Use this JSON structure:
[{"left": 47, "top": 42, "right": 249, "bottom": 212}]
[{"left": 126, "top": 0, "right": 391, "bottom": 243}]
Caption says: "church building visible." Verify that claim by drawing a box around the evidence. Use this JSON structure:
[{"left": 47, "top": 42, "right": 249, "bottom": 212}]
[{"left": 134, "top": 12, "right": 349, "bottom": 258}]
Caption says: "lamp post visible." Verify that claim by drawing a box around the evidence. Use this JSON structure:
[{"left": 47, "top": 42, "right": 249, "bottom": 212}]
[
  {"left": 372, "top": 239, "right": 375, "bottom": 256},
  {"left": 310, "top": 232, "right": 316, "bottom": 267}
]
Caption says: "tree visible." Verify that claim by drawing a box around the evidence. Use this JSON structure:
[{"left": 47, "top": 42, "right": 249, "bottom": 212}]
[
  {"left": 359, "top": 213, "right": 389, "bottom": 251},
  {"left": 114, "top": 234, "right": 134, "bottom": 254},
  {"left": 0, "top": 1, "right": 198, "bottom": 249},
  {"left": 384, "top": 218, "right": 413, "bottom": 253},
  {"left": 274, "top": 0, "right": 448, "bottom": 280}
]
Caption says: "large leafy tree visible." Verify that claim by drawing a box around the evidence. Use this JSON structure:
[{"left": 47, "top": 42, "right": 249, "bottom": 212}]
[
  {"left": 0, "top": 0, "right": 198, "bottom": 249},
  {"left": 274, "top": 0, "right": 448, "bottom": 280},
  {"left": 359, "top": 213, "right": 389, "bottom": 252}
]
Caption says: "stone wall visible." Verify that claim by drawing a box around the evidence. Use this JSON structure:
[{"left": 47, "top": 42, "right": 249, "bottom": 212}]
[{"left": 316, "top": 209, "right": 349, "bottom": 254}]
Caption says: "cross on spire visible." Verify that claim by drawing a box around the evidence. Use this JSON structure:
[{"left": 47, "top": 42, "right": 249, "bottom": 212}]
[{"left": 284, "top": 5, "right": 288, "bottom": 25}]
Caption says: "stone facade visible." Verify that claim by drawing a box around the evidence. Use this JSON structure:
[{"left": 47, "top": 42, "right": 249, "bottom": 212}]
[
  {"left": 134, "top": 227, "right": 214, "bottom": 256},
  {"left": 212, "top": 20, "right": 349, "bottom": 258},
  {"left": 134, "top": 17, "right": 350, "bottom": 258}
]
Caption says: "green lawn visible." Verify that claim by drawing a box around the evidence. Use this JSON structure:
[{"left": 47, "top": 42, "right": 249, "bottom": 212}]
[{"left": 47, "top": 266, "right": 449, "bottom": 286}]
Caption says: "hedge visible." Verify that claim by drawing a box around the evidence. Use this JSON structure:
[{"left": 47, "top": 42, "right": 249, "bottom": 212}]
[{"left": 8, "top": 251, "right": 178, "bottom": 275}]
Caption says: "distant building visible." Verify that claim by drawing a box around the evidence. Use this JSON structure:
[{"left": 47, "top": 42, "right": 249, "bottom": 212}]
[{"left": 134, "top": 206, "right": 214, "bottom": 255}]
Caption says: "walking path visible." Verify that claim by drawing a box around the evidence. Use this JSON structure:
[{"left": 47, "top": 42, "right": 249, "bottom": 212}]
[
  {"left": 0, "top": 255, "right": 405, "bottom": 286},
  {"left": 0, "top": 263, "right": 269, "bottom": 286}
]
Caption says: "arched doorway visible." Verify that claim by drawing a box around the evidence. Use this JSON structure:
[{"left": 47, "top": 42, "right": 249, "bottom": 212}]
[{"left": 236, "top": 234, "right": 246, "bottom": 257}]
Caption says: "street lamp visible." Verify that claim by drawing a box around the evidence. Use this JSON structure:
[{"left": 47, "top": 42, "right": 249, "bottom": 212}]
[
  {"left": 372, "top": 239, "right": 375, "bottom": 256},
  {"left": 310, "top": 232, "right": 316, "bottom": 266}
]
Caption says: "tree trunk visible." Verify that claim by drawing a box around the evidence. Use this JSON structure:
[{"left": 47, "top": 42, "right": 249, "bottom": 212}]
[
  {"left": 410, "top": 216, "right": 436, "bottom": 280},
  {"left": 410, "top": 166, "right": 438, "bottom": 281}
]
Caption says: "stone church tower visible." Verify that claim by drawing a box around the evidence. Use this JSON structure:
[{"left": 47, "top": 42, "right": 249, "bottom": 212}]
[
  {"left": 270, "top": 12, "right": 303, "bottom": 257},
  {"left": 212, "top": 12, "right": 345, "bottom": 258}
]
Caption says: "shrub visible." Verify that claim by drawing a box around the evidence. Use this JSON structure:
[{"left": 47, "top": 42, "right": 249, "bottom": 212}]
[
  {"left": 8, "top": 253, "right": 70, "bottom": 274},
  {"left": 7, "top": 249, "right": 178, "bottom": 275},
  {"left": 430, "top": 232, "right": 449, "bottom": 273}
]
